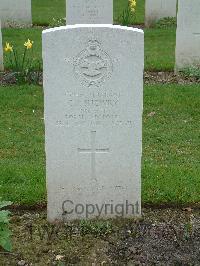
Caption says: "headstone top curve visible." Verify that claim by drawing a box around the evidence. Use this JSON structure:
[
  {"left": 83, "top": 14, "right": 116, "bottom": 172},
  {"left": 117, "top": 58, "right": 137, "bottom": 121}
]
[{"left": 43, "top": 25, "right": 144, "bottom": 35}]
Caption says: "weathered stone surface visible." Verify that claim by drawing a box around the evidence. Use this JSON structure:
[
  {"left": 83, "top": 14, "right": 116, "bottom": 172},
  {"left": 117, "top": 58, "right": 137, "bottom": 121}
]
[
  {"left": 66, "top": 0, "right": 113, "bottom": 24},
  {"left": 43, "top": 25, "right": 144, "bottom": 222},
  {"left": 145, "top": 0, "right": 177, "bottom": 27},
  {"left": 175, "top": 0, "right": 200, "bottom": 70},
  {"left": 0, "top": 0, "right": 32, "bottom": 28}
]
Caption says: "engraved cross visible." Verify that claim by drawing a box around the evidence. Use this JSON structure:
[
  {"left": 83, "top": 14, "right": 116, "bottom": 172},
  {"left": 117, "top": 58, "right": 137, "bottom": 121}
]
[{"left": 78, "top": 131, "right": 109, "bottom": 181}]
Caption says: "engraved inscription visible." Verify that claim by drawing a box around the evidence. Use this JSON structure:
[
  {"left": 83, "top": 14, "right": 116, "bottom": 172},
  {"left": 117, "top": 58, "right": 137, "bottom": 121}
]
[
  {"left": 54, "top": 89, "right": 134, "bottom": 127},
  {"left": 70, "top": 0, "right": 104, "bottom": 23},
  {"left": 74, "top": 40, "right": 113, "bottom": 87},
  {"left": 86, "top": 5, "right": 99, "bottom": 21}
]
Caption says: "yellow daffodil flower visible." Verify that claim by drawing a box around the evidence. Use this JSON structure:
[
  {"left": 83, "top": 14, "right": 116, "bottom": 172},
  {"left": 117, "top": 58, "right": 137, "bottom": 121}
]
[
  {"left": 24, "top": 39, "right": 34, "bottom": 49},
  {"left": 4, "top": 42, "right": 13, "bottom": 52},
  {"left": 129, "top": 0, "right": 136, "bottom": 13}
]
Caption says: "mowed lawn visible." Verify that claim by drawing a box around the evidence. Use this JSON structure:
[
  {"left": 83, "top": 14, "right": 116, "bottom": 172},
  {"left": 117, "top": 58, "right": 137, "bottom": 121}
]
[
  {"left": 32, "top": 0, "right": 145, "bottom": 25},
  {"left": 2, "top": 0, "right": 175, "bottom": 71},
  {"left": 2, "top": 27, "right": 176, "bottom": 71},
  {"left": 0, "top": 84, "right": 199, "bottom": 205}
]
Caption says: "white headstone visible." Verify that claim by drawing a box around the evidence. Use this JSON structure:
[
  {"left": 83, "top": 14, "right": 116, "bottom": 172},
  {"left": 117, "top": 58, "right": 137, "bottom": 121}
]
[
  {"left": 0, "top": 0, "right": 32, "bottom": 28},
  {"left": 66, "top": 0, "right": 113, "bottom": 24},
  {"left": 175, "top": 0, "right": 200, "bottom": 70},
  {"left": 43, "top": 25, "right": 143, "bottom": 222},
  {"left": 0, "top": 21, "right": 3, "bottom": 71},
  {"left": 145, "top": 0, "right": 177, "bottom": 27}
]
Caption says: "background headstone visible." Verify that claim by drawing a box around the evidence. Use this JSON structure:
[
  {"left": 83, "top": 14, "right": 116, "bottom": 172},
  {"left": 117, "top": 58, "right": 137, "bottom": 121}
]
[
  {"left": 175, "top": 0, "right": 200, "bottom": 70},
  {"left": 0, "top": 0, "right": 32, "bottom": 28},
  {"left": 66, "top": 0, "right": 113, "bottom": 24},
  {"left": 0, "top": 21, "right": 3, "bottom": 71},
  {"left": 43, "top": 25, "right": 144, "bottom": 222},
  {"left": 145, "top": 0, "right": 177, "bottom": 27}
]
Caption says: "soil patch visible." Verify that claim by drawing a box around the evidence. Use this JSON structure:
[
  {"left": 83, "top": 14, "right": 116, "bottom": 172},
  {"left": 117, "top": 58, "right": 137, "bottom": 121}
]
[
  {"left": 1, "top": 208, "right": 200, "bottom": 265},
  {"left": 0, "top": 71, "right": 199, "bottom": 87},
  {"left": 144, "top": 71, "right": 200, "bottom": 85}
]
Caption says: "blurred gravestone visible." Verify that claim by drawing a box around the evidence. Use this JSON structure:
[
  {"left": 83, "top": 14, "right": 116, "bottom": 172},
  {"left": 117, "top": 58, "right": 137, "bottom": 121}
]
[
  {"left": 0, "top": 0, "right": 32, "bottom": 27},
  {"left": 145, "top": 0, "right": 177, "bottom": 27},
  {"left": 175, "top": 0, "right": 200, "bottom": 70},
  {"left": 66, "top": 0, "right": 113, "bottom": 24}
]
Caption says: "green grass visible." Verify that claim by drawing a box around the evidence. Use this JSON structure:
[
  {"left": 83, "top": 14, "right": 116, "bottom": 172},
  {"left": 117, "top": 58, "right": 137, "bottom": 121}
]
[
  {"left": 0, "top": 84, "right": 199, "bottom": 205},
  {"left": 32, "top": 0, "right": 66, "bottom": 26},
  {"left": 0, "top": 85, "right": 45, "bottom": 204},
  {"left": 144, "top": 28, "right": 176, "bottom": 71},
  {"left": 2, "top": 27, "right": 176, "bottom": 71},
  {"left": 143, "top": 84, "right": 200, "bottom": 203},
  {"left": 2, "top": 0, "right": 175, "bottom": 71},
  {"left": 31, "top": 0, "right": 145, "bottom": 26}
]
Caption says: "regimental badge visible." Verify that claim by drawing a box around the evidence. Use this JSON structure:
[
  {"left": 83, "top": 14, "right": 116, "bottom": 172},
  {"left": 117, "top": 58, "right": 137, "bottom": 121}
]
[{"left": 74, "top": 40, "right": 113, "bottom": 87}]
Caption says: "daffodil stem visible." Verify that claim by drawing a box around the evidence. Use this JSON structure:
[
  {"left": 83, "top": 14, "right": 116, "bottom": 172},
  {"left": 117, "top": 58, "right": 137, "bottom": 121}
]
[
  {"left": 21, "top": 48, "right": 27, "bottom": 71},
  {"left": 8, "top": 53, "right": 14, "bottom": 69},
  {"left": 29, "top": 47, "right": 34, "bottom": 68},
  {"left": 13, "top": 49, "right": 19, "bottom": 71}
]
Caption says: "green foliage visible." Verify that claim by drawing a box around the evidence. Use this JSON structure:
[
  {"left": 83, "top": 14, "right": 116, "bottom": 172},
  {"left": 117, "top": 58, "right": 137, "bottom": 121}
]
[
  {"left": 4, "top": 40, "right": 41, "bottom": 84},
  {"left": 117, "top": 1, "right": 136, "bottom": 26},
  {"left": 31, "top": 0, "right": 145, "bottom": 26},
  {"left": 2, "top": 28, "right": 42, "bottom": 76},
  {"left": 3, "top": 27, "right": 176, "bottom": 72},
  {"left": 180, "top": 66, "right": 200, "bottom": 80},
  {"left": 154, "top": 17, "right": 177, "bottom": 29},
  {"left": 80, "top": 220, "right": 113, "bottom": 237},
  {"left": 184, "top": 222, "right": 193, "bottom": 240},
  {"left": 49, "top": 18, "right": 66, "bottom": 28},
  {"left": 118, "top": 5, "right": 133, "bottom": 26},
  {"left": 0, "top": 200, "right": 12, "bottom": 252}
]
